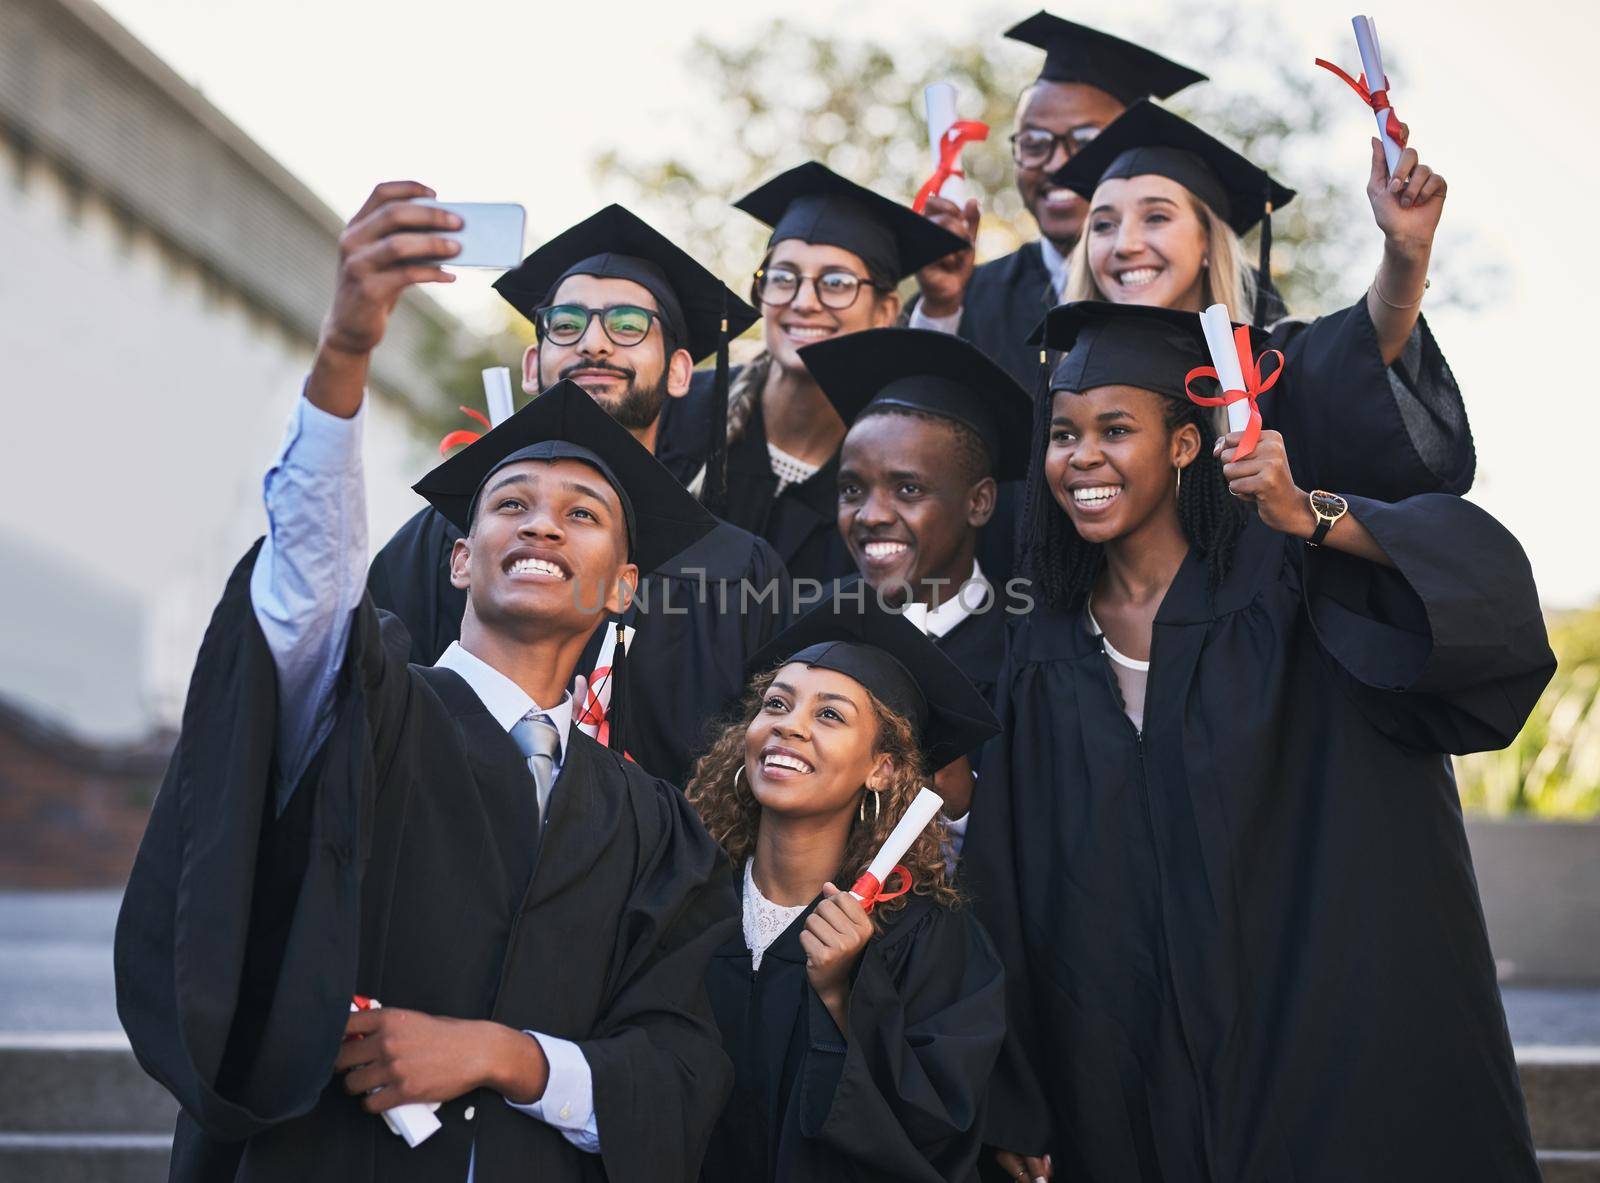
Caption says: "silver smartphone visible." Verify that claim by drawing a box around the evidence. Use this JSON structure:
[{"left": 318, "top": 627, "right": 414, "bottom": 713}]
[{"left": 409, "top": 200, "right": 526, "bottom": 269}]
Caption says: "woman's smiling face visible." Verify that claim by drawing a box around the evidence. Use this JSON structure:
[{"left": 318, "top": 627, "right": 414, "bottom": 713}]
[
  {"left": 742, "top": 663, "right": 887, "bottom": 821},
  {"left": 1044, "top": 384, "right": 1199, "bottom": 546},
  {"left": 1086, "top": 174, "right": 1209, "bottom": 313},
  {"left": 758, "top": 240, "right": 900, "bottom": 375}
]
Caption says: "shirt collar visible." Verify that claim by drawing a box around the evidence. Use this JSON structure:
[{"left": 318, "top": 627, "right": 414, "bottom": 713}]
[
  {"left": 1038, "top": 237, "right": 1070, "bottom": 300},
  {"left": 434, "top": 642, "right": 574, "bottom": 757},
  {"left": 923, "top": 561, "right": 989, "bottom": 639}
]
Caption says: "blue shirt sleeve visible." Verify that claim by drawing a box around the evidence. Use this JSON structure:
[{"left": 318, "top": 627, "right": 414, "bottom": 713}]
[
  {"left": 505, "top": 1033, "right": 601, "bottom": 1153},
  {"left": 248, "top": 393, "right": 369, "bottom": 814}
]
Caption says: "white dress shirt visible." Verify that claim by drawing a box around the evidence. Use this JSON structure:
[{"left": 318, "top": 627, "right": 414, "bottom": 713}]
[{"left": 248, "top": 393, "right": 600, "bottom": 1164}]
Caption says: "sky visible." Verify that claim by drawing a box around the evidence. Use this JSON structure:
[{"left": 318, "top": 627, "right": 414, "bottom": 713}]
[{"left": 92, "top": 0, "right": 1600, "bottom": 606}]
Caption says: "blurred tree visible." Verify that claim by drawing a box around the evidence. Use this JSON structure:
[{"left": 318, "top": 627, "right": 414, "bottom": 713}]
[
  {"left": 1456, "top": 608, "right": 1600, "bottom": 819},
  {"left": 587, "top": 3, "right": 1460, "bottom": 322}
]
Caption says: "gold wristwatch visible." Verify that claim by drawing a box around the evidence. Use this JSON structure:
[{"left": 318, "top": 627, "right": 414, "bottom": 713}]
[{"left": 1307, "top": 490, "right": 1348, "bottom": 546}]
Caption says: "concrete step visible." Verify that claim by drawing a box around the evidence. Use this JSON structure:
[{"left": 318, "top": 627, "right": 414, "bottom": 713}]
[
  {"left": 0, "top": 1033, "right": 175, "bottom": 1133},
  {"left": 1539, "top": 1150, "right": 1600, "bottom": 1182},
  {"left": 1520, "top": 1046, "right": 1600, "bottom": 1151},
  {"left": 0, "top": 1132, "right": 170, "bottom": 1183}
]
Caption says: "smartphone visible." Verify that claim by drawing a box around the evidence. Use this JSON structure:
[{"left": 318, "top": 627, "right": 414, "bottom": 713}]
[{"left": 409, "top": 200, "right": 526, "bottom": 269}]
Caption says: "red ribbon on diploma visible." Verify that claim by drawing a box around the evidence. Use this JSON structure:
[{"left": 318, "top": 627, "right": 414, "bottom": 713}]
[
  {"left": 849, "top": 865, "right": 913, "bottom": 913},
  {"left": 1183, "top": 325, "right": 1284, "bottom": 460},
  {"left": 438, "top": 406, "right": 492, "bottom": 455},
  {"left": 912, "top": 120, "right": 990, "bottom": 214},
  {"left": 1313, "top": 59, "right": 1408, "bottom": 151}
]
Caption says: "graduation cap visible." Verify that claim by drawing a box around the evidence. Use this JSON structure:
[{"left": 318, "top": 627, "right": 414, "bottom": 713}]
[
  {"left": 1036, "top": 300, "right": 1267, "bottom": 401},
  {"left": 413, "top": 378, "right": 717, "bottom": 574},
  {"left": 735, "top": 161, "right": 967, "bottom": 286},
  {"left": 1004, "top": 12, "right": 1208, "bottom": 104},
  {"left": 748, "top": 590, "right": 1000, "bottom": 770},
  {"left": 798, "top": 328, "right": 1034, "bottom": 481},
  {"left": 492, "top": 204, "right": 757, "bottom": 363},
  {"left": 1051, "top": 101, "right": 1297, "bottom": 324}
]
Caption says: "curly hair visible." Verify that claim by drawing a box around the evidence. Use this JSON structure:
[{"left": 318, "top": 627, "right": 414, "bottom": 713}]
[
  {"left": 1015, "top": 385, "right": 1246, "bottom": 612},
  {"left": 685, "top": 669, "right": 962, "bottom": 919}
]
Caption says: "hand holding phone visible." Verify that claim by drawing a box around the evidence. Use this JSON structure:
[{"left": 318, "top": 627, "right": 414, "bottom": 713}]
[{"left": 409, "top": 201, "right": 526, "bottom": 269}]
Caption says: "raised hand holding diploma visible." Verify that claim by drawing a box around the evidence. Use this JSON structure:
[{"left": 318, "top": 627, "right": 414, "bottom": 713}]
[
  {"left": 1315, "top": 16, "right": 1406, "bottom": 175},
  {"left": 914, "top": 83, "right": 986, "bottom": 318},
  {"left": 1186, "top": 305, "right": 1284, "bottom": 463}
]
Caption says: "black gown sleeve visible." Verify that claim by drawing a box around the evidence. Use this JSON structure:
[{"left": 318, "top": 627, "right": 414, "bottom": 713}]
[
  {"left": 366, "top": 506, "right": 466, "bottom": 665},
  {"left": 1298, "top": 494, "right": 1555, "bottom": 753},
  {"left": 583, "top": 774, "right": 740, "bottom": 1182},
  {"left": 794, "top": 903, "right": 1007, "bottom": 1183},
  {"left": 958, "top": 623, "right": 1054, "bottom": 1160},
  {"left": 114, "top": 543, "right": 413, "bottom": 1142},
  {"left": 1267, "top": 300, "right": 1475, "bottom": 501}
]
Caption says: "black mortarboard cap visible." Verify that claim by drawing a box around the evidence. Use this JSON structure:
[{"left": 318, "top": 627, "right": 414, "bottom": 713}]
[
  {"left": 1004, "top": 12, "right": 1207, "bottom": 104},
  {"left": 735, "top": 161, "right": 967, "bottom": 284},
  {"left": 799, "top": 328, "right": 1034, "bottom": 481},
  {"left": 748, "top": 589, "right": 1000, "bottom": 769},
  {"left": 413, "top": 378, "right": 716, "bottom": 574},
  {"left": 1052, "top": 101, "right": 1296, "bottom": 324},
  {"left": 1036, "top": 300, "right": 1267, "bottom": 401},
  {"left": 492, "top": 204, "right": 757, "bottom": 363}
]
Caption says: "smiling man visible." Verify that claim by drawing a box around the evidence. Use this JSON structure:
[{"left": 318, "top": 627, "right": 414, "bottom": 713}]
[
  {"left": 367, "top": 206, "right": 787, "bottom": 786},
  {"left": 800, "top": 327, "right": 1032, "bottom": 719},
  {"left": 909, "top": 12, "right": 1207, "bottom": 387},
  {"left": 116, "top": 182, "right": 737, "bottom": 1183}
]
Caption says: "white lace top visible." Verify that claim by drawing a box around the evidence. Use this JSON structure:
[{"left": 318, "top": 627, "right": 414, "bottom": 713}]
[
  {"left": 767, "top": 442, "right": 821, "bottom": 497},
  {"left": 742, "top": 859, "right": 808, "bottom": 971}
]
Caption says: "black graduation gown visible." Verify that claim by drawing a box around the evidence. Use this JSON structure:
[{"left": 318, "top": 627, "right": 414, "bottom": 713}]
[
  {"left": 115, "top": 544, "right": 738, "bottom": 1183},
  {"left": 659, "top": 371, "right": 855, "bottom": 589},
  {"left": 702, "top": 885, "right": 1006, "bottom": 1183},
  {"left": 962, "top": 495, "right": 1554, "bottom": 1182},
  {"left": 367, "top": 506, "right": 791, "bottom": 786},
  {"left": 931, "top": 602, "right": 1007, "bottom": 711}
]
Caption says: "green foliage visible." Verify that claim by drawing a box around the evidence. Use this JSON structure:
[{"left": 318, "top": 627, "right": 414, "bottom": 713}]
[{"left": 1457, "top": 609, "right": 1600, "bottom": 818}]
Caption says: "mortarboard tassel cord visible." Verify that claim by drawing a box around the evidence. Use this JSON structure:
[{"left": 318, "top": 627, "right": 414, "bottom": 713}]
[
  {"left": 1255, "top": 188, "right": 1273, "bottom": 328},
  {"left": 438, "top": 406, "right": 492, "bottom": 455},
  {"left": 1312, "top": 60, "right": 1409, "bottom": 154},
  {"left": 911, "top": 120, "right": 991, "bottom": 214},
  {"left": 703, "top": 295, "right": 732, "bottom": 516},
  {"left": 1183, "top": 324, "right": 1284, "bottom": 460}
]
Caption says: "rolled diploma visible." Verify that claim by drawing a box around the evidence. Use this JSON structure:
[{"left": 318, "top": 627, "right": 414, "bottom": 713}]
[
  {"left": 348, "top": 1000, "right": 442, "bottom": 1147},
  {"left": 481, "top": 366, "right": 516, "bottom": 427},
  {"left": 853, "top": 787, "right": 944, "bottom": 900},
  {"left": 1199, "top": 304, "right": 1251, "bottom": 435},
  {"left": 924, "top": 82, "right": 966, "bottom": 204},
  {"left": 1353, "top": 16, "right": 1402, "bottom": 174}
]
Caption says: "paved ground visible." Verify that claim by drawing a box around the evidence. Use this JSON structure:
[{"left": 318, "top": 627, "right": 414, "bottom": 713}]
[{"left": 4, "top": 890, "right": 1598, "bottom": 1044}]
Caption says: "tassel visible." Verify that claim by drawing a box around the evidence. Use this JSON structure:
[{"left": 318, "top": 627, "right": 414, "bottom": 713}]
[
  {"left": 1015, "top": 346, "right": 1054, "bottom": 576},
  {"left": 703, "top": 295, "right": 732, "bottom": 517},
  {"left": 1255, "top": 191, "right": 1274, "bottom": 328},
  {"left": 605, "top": 621, "right": 629, "bottom": 755}
]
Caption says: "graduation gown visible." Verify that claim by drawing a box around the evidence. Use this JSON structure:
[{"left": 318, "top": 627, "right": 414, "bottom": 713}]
[
  {"left": 962, "top": 496, "right": 1554, "bottom": 1182},
  {"left": 931, "top": 605, "right": 1008, "bottom": 711},
  {"left": 658, "top": 369, "right": 855, "bottom": 588},
  {"left": 367, "top": 506, "right": 791, "bottom": 786},
  {"left": 115, "top": 544, "right": 738, "bottom": 1183},
  {"left": 702, "top": 886, "right": 1006, "bottom": 1183}
]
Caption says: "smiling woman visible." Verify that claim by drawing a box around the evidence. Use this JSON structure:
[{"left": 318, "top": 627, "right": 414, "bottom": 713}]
[
  {"left": 684, "top": 593, "right": 1009, "bottom": 1182},
  {"left": 656, "top": 162, "right": 967, "bottom": 586}
]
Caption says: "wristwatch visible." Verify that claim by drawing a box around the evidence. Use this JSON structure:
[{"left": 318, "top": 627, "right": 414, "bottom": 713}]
[{"left": 1306, "top": 490, "right": 1348, "bottom": 546}]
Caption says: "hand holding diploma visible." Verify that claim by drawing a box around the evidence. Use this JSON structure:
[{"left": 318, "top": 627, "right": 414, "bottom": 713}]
[
  {"left": 913, "top": 82, "right": 986, "bottom": 319},
  {"left": 850, "top": 787, "right": 944, "bottom": 910},
  {"left": 1185, "top": 305, "right": 1284, "bottom": 463},
  {"left": 341, "top": 998, "right": 442, "bottom": 1147}
]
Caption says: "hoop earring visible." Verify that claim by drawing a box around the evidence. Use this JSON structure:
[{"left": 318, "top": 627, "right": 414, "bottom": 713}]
[
  {"left": 859, "top": 789, "right": 881, "bottom": 824},
  {"left": 733, "top": 765, "right": 746, "bottom": 794},
  {"left": 1175, "top": 465, "right": 1183, "bottom": 500}
]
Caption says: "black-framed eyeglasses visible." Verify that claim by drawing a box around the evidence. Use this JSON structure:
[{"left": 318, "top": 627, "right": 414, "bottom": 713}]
[
  {"left": 534, "top": 304, "right": 661, "bottom": 347},
  {"left": 1009, "top": 125, "right": 1102, "bottom": 169},
  {"left": 752, "top": 266, "right": 885, "bottom": 310}
]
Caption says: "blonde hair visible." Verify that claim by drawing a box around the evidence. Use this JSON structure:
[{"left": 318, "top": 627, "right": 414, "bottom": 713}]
[
  {"left": 1064, "top": 188, "right": 1256, "bottom": 324},
  {"left": 685, "top": 670, "right": 961, "bottom": 918}
]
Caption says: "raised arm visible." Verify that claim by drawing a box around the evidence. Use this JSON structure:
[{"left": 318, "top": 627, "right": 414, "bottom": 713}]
[
  {"left": 250, "top": 182, "right": 461, "bottom": 804},
  {"left": 1362, "top": 132, "right": 1446, "bottom": 365}
]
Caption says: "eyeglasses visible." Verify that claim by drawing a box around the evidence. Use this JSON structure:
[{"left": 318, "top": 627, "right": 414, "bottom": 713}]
[
  {"left": 1009, "top": 125, "right": 1102, "bottom": 169},
  {"left": 534, "top": 304, "right": 660, "bottom": 347},
  {"left": 753, "top": 266, "right": 884, "bottom": 310}
]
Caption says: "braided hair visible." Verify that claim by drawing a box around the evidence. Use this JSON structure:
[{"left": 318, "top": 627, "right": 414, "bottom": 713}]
[{"left": 1016, "top": 383, "right": 1245, "bottom": 613}]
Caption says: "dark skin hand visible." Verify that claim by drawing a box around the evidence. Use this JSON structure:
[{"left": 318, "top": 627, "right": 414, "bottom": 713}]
[
  {"left": 336, "top": 1007, "right": 551, "bottom": 1111},
  {"left": 914, "top": 194, "right": 982, "bottom": 318},
  {"left": 994, "top": 1148, "right": 1053, "bottom": 1181},
  {"left": 801, "top": 883, "right": 874, "bottom": 1036}
]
